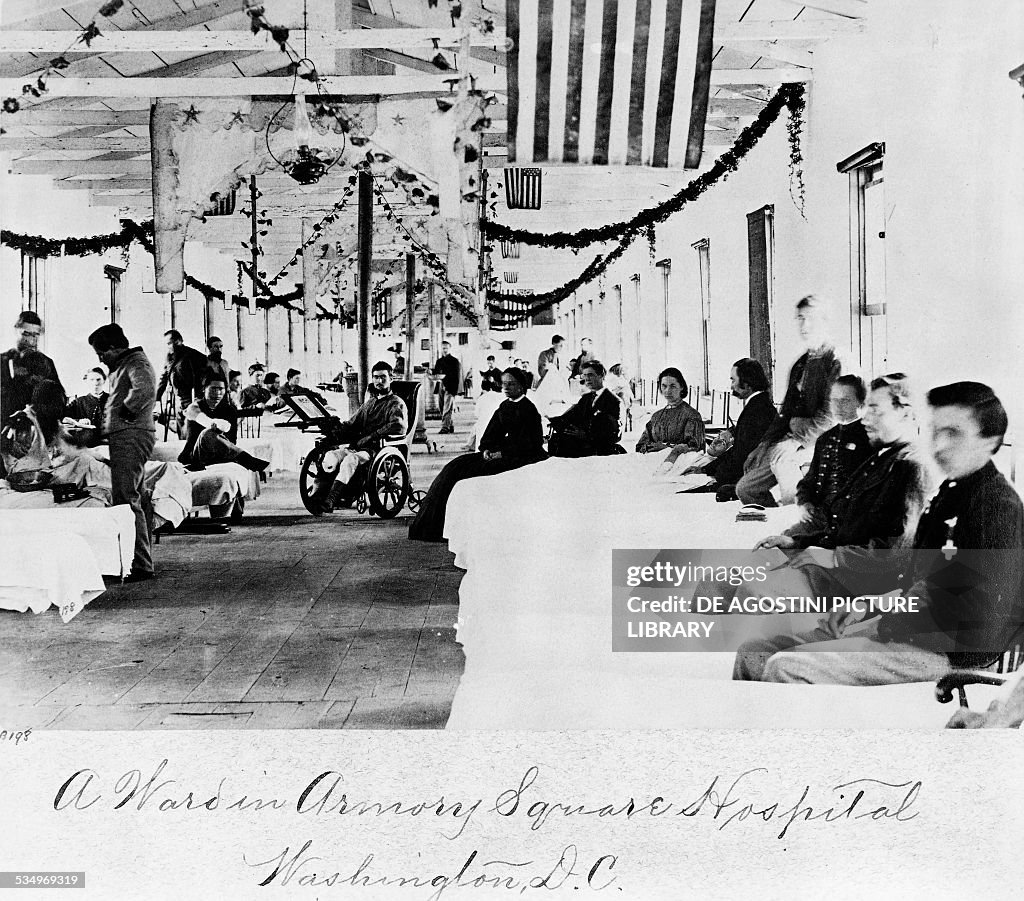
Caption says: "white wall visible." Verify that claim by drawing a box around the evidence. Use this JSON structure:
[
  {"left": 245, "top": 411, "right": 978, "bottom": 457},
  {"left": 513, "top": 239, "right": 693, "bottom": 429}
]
[
  {"left": 538, "top": 0, "right": 1024, "bottom": 428},
  {"left": 0, "top": 167, "right": 351, "bottom": 397}
]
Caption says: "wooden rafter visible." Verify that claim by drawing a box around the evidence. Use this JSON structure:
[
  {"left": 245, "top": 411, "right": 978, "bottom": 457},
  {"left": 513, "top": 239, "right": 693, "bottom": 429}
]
[
  {"left": 0, "top": 29, "right": 508, "bottom": 54},
  {"left": 0, "top": 73, "right": 506, "bottom": 97}
]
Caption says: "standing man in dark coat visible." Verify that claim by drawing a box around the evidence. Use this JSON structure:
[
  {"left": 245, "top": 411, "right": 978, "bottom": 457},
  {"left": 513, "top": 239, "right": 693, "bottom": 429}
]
[
  {"left": 88, "top": 323, "right": 157, "bottom": 582},
  {"left": 737, "top": 295, "right": 843, "bottom": 506},
  {"left": 547, "top": 360, "right": 622, "bottom": 457},
  {"left": 156, "top": 329, "right": 207, "bottom": 434},
  {"left": 1, "top": 310, "right": 65, "bottom": 424},
  {"left": 432, "top": 340, "right": 462, "bottom": 434}
]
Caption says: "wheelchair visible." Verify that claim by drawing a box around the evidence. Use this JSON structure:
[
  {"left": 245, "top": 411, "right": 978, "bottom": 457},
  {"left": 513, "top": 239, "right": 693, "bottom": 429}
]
[{"left": 296, "top": 380, "right": 422, "bottom": 519}]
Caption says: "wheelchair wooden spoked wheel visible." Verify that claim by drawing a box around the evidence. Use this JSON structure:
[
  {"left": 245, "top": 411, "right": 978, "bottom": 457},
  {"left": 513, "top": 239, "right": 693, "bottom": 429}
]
[
  {"left": 366, "top": 447, "right": 410, "bottom": 519},
  {"left": 299, "top": 443, "right": 334, "bottom": 516}
]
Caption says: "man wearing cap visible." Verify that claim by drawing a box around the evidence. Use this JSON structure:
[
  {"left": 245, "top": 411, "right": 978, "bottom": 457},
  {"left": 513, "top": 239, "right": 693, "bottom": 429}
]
[{"left": 88, "top": 323, "right": 157, "bottom": 582}]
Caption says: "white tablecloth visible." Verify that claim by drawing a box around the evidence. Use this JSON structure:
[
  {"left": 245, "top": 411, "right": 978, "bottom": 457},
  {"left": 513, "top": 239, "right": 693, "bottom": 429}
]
[
  {"left": 0, "top": 529, "right": 107, "bottom": 620},
  {"left": 0, "top": 505, "right": 134, "bottom": 577},
  {"left": 441, "top": 453, "right": 967, "bottom": 730}
]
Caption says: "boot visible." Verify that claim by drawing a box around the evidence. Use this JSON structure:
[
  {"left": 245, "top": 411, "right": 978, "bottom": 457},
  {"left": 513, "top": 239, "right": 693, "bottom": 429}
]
[{"left": 235, "top": 451, "right": 270, "bottom": 473}]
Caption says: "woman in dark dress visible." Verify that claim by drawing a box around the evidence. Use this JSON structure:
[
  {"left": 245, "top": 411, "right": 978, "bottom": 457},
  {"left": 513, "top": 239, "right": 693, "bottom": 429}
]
[{"left": 409, "top": 367, "right": 546, "bottom": 542}]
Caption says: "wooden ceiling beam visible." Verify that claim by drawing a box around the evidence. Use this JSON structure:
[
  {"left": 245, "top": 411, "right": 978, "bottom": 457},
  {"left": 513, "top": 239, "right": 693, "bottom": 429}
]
[
  {"left": 716, "top": 19, "right": 864, "bottom": 41},
  {"left": 0, "top": 28, "right": 508, "bottom": 54},
  {"left": 0, "top": 1, "right": 243, "bottom": 78},
  {"left": 775, "top": 0, "right": 866, "bottom": 17},
  {"left": 0, "top": 137, "right": 149, "bottom": 151},
  {"left": 3, "top": 109, "right": 149, "bottom": 126},
  {"left": 0, "top": 72, "right": 505, "bottom": 97}
]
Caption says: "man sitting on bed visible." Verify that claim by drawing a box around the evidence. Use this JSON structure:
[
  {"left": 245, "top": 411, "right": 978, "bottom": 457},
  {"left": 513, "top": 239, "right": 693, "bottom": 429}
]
[
  {"left": 309, "top": 361, "right": 408, "bottom": 513},
  {"left": 738, "top": 381, "right": 1023, "bottom": 686},
  {"left": 547, "top": 360, "right": 622, "bottom": 457},
  {"left": 683, "top": 358, "right": 776, "bottom": 496},
  {"left": 179, "top": 372, "right": 269, "bottom": 473}
]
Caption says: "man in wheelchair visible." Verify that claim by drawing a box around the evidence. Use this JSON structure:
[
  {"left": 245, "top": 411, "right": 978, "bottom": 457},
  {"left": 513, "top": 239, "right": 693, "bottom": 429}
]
[{"left": 308, "top": 360, "right": 407, "bottom": 513}]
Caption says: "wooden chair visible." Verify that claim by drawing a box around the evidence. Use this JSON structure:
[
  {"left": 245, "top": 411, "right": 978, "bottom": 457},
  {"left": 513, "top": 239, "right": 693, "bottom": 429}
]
[
  {"left": 238, "top": 411, "right": 262, "bottom": 439},
  {"left": 935, "top": 624, "right": 1024, "bottom": 710}
]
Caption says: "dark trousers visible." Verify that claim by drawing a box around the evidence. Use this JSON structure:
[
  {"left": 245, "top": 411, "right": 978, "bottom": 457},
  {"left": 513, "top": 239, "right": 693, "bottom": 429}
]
[{"left": 109, "top": 428, "right": 156, "bottom": 574}]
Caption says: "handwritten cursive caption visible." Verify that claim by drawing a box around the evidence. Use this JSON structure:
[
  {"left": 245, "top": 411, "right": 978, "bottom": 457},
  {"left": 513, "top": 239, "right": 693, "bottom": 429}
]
[{"left": 50, "top": 760, "right": 922, "bottom": 892}]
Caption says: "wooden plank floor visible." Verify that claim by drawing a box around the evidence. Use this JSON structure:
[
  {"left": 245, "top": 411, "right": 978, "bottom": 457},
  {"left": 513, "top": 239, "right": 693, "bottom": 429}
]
[{"left": 0, "top": 407, "right": 479, "bottom": 731}]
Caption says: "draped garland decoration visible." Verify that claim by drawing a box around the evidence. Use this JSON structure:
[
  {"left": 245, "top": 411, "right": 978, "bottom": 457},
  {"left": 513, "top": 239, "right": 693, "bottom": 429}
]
[
  {"left": 0, "top": 219, "right": 311, "bottom": 313},
  {"left": 484, "top": 83, "right": 807, "bottom": 327},
  {"left": 484, "top": 83, "right": 805, "bottom": 251},
  {"left": 0, "top": 0, "right": 128, "bottom": 124}
]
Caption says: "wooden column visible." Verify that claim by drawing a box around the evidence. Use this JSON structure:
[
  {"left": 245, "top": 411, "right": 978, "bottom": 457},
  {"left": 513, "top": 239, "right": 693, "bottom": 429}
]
[
  {"left": 428, "top": 283, "right": 438, "bottom": 365},
  {"left": 356, "top": 168, "right": 373, "bottom": 397},
  {"left": 301, "top": 218, "right": 317, "bottom": 320},
  {"left": 404, "top": 252, "right": 415, "bottom": 377}
]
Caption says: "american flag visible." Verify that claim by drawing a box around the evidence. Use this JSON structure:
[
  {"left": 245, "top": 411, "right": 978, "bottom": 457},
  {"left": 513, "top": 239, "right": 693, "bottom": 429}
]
[
  {"left": 504, "top": 166, "right": 543, "bottom": 209},
  {"left": 506, "top": 0, "right": 717, "bottom": 168}
]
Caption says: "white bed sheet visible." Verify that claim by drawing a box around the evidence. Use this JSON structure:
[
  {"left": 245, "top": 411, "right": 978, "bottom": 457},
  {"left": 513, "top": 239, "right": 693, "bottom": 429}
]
[
  {"left": 0, "top": 529, "right": 107, "bottom": 620},
  {"left": 441, "top": 453, "right": 961, "bottom": 730},
  {"left": 0, "top": 504, "right": 134, "bottom": 577}
]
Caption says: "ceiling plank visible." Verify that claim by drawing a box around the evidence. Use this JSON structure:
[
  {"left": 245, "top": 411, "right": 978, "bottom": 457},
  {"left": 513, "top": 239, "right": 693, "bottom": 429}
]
[
  {"left": 0, "top": 137, "right": 148, "bottom": 150},
  {"left": 0, "top": 28, "right": 508, "bottom": 53},
  {"left": 0, "top": 73, "right": 506, "bottom": 97},
  {"left": 774, "top": 0, "right": 867, "bottom": 18},
  {"left": 716, "top": 19, "right": 863, "bottom": 41},
  {"left": 0, "top": 109, "right": 149, "bottom": 125}
]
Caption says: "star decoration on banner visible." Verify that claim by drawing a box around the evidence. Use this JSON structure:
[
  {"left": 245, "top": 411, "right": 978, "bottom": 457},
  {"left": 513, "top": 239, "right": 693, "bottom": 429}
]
[
  {"left": 392, "top": 114, "right": 406, "bottom": 126},
  {"left": 181, "top": 105, "right": 201, "bottom": 125},
  {"left": 228, "top": 109, "right": 247, "bottom": 127}
]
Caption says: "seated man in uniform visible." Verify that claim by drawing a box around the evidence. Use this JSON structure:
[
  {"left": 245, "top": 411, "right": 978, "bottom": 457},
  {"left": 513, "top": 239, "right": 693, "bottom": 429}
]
[
  {"left": 309, "top": 361, "right": 408, "bottom": 513},
  {"left": 547, "top": 360, "right": 622, "bottom": 458},
  {"left": 740, "top": 381, "right": 1022, "bottom": 686},
  {"left": 178, "top": 372, "right": 269, "bottom": 472},
  {"left": 788, "top": 373, "right": 873, "bottom": 526},
  {"left": 240, "top": 363, "right": 269, "bottom": 407},
  {"left": 64, "top": 367, "right": 109, "bottom": 434}
]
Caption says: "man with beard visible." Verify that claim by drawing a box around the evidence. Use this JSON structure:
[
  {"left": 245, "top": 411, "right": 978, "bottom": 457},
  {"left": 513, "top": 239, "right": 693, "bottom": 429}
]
[
  {"left": 156, "top": 329, "right": 207, "bottom": 433},
  {"left": 1, "top": 310, "right": 65, "bottom": 425},
  {"left": 684, "top": 357, "right": 776, "bottom": 497},
  {"left": 307, "top": 361, "right": 407, "bottom": 513},
  {"left": 206, "top": 336, "right": 231, "bottom": 388}
]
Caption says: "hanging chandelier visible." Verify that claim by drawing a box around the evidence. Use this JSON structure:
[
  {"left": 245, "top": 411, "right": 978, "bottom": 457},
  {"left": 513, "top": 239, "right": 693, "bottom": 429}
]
[{"left": 266, "top": 93, "right": 345, "bottom": 185}]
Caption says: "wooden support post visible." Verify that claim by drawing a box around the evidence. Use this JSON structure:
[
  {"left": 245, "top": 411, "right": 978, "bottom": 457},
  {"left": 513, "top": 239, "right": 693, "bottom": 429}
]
[
  {"left": 356, "top": 168, "right": 373, "bottom": 398},
  {"left": 301, "top": 218, "right": 317, "bottom": 320},
  {"left": 426, "top": 282, "right": 440, "bottom": 418},
  {"left": 405, "top": 252, "right": 415, "bottom": 377}
]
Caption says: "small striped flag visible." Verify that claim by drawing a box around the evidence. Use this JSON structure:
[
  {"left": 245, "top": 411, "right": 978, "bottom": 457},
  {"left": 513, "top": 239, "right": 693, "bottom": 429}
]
[
  {"left": 504, "top": 167, "right": 543, "bottom": 209},
  {"left": 506, "top": 0, "right": 717, "bottom": 168}
]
